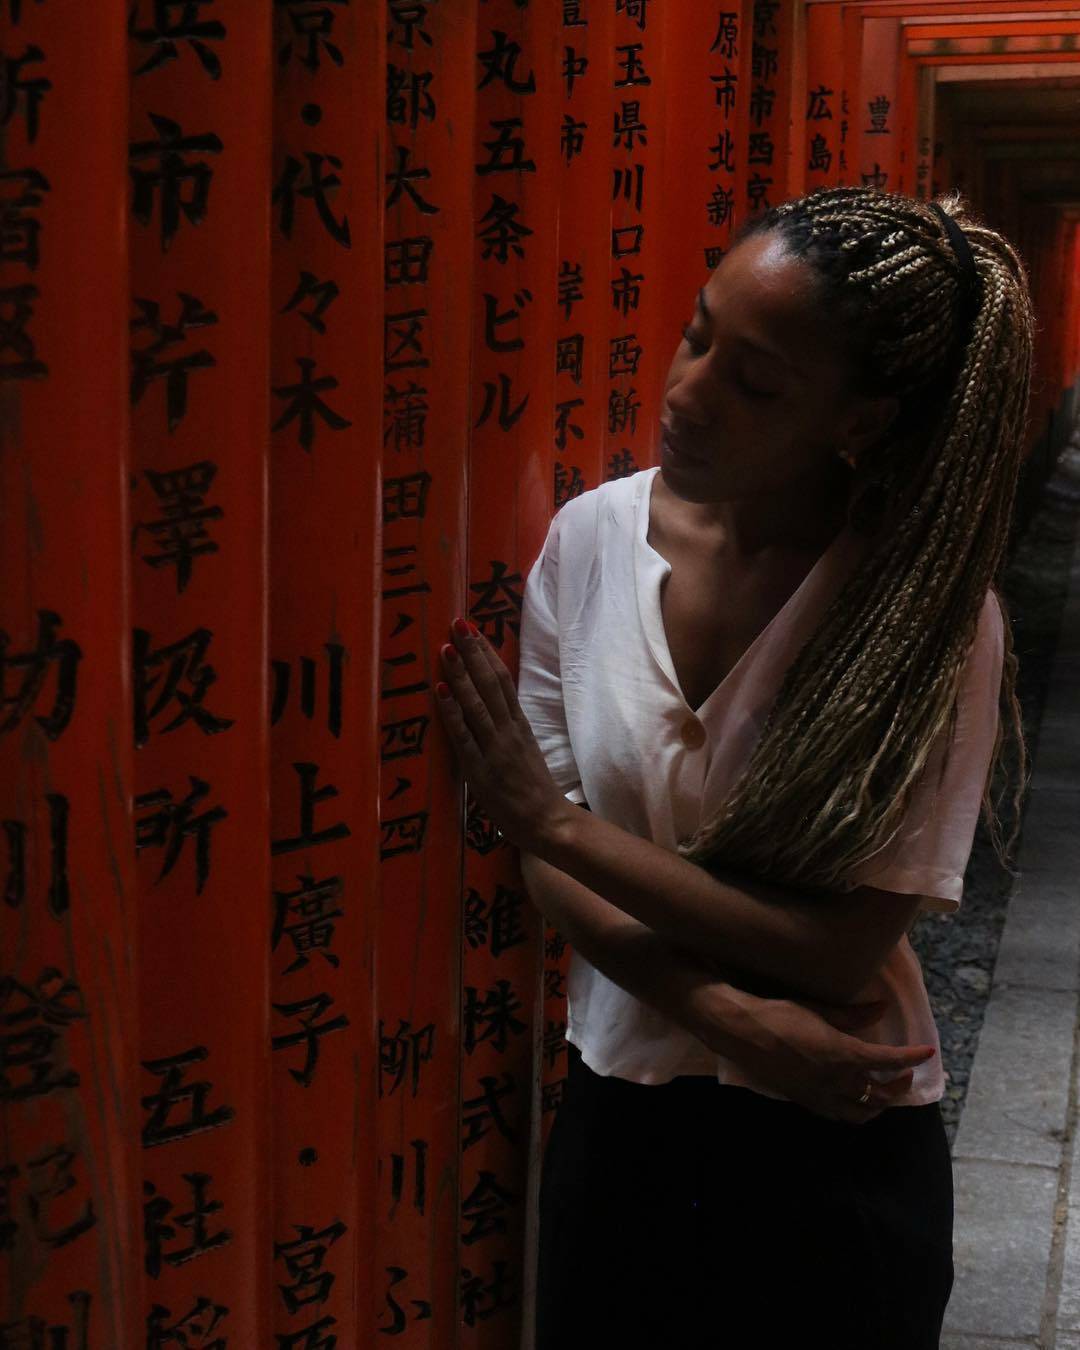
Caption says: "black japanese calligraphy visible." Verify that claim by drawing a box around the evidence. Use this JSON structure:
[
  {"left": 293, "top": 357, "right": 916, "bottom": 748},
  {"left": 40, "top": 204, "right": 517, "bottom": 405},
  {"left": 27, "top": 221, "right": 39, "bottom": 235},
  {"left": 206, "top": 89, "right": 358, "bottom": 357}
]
[
  {"left": 144, "top": 1173, "right": 231, "bottom": 1277},
  {"left": 141, "top": 1045, "right": 236, "bottom": 1148},
  {"left": 378, "top": 1017, "right": 434, "bottom": 1098},
  {"left": 0, "top": 610, "right": 80, "bottom": 740},
  {"left": 3, "top": 792, "right": 69, "bottom": 917},
  {"left": 133, "top": 460, "right": 224, "bottom": 593},
  {"left": 272, "top": 762, "right": 350, "bottom": 856},
  {"left": 270, "top": 645, "right": 344, "bottom": 738},
  {"left": 134, "top": 776, "right": 228, "bottom": 894},
  {"left": 131, "top": 292, "right": 218, "bottom": 432},
  {"left": 1, "top": 44, "right": 51, "bottom": 142},
  {"left": 275, "top": 0, "right": 347, "bottom": 72},
  {"left": 272, "top": 872, "right": 344, "bottom": 974},
  {"left": 274, "top": 1217, "right": 346, "bottom": 1313},
  {"left": 134, "top": 626, "right": 234, "bottom": 747},
  {"left": 130, "top": 113, "right": 224, "bottom": 252},
  {"left": 130, "top": 1, "right": 227, "bottom": 80},
  {"left": 272, "top": 993, "right": 349, "bottom": 1087}
]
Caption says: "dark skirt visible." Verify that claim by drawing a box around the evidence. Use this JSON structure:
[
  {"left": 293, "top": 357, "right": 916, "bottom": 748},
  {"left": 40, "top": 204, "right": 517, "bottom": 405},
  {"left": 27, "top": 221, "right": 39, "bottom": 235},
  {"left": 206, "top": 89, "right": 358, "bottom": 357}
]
[{"left": 536, "top": 1041, "right": 954, "bottom": 1350}]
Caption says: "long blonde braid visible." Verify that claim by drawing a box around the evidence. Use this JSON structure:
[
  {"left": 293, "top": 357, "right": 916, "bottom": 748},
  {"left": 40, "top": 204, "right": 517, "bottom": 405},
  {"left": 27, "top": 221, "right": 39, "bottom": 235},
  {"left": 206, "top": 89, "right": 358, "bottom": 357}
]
[{"left": 675, "top": 186, "right": 1033, "bottom": 893}]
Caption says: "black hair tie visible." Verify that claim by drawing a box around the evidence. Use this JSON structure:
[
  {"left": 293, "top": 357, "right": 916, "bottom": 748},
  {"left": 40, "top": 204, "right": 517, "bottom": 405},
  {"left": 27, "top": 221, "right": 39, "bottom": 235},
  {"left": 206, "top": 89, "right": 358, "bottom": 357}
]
[{"left": 929, "top": 201, "right": 981, "bottom": 328}]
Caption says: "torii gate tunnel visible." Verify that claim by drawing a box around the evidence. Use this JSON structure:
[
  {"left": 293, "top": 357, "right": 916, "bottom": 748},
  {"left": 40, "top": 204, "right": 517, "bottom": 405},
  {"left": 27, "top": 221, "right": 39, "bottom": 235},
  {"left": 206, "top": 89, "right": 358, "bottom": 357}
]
[{"left": 2, "top": 1, "right": 1078, "bottom": 1347}]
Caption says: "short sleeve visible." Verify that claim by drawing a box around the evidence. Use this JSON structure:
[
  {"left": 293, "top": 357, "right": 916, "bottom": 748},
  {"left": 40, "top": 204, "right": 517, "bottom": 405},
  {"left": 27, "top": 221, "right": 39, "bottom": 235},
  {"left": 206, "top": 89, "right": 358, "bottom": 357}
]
[
  {"left": 842, "top": 589, "right": 1005, "bottom": 912},
  {"left": 516, "top": 508, "right": 588, "bottom": 808}
]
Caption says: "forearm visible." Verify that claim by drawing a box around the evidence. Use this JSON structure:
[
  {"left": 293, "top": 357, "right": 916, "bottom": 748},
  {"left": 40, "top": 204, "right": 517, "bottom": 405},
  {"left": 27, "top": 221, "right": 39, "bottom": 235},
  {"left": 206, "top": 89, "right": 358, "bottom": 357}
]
[
  {"left": 518, "top": 850, "right": 825, "bottom": 1029},
  {"left": 528, "top": 807, "right": 883, "bottom": 1003}
]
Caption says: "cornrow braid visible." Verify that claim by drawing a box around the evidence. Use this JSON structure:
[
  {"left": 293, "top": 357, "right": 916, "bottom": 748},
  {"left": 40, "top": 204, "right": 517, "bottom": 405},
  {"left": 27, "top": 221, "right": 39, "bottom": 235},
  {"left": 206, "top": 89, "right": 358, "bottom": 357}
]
[{"left": 675, "top": 186, "right": 1033, "bottom": 895}]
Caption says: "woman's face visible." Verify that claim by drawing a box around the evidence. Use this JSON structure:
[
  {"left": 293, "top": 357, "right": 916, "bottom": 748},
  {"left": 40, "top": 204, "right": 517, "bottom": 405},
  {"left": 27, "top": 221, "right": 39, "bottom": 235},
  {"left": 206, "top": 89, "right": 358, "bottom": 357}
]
[{"left": 659, "top": 230, "right": 894, "bottom": 506}]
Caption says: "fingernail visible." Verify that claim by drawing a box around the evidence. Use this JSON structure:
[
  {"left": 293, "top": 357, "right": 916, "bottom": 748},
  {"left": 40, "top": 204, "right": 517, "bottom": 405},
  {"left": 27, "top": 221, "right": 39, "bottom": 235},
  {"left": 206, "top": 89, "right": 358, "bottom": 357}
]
[
  {"left": 436, "top": 681, "right": 451, "bottom": 698},
  {"left": 442, "top": 643, "right": 459, "bottom": 662},
  {"left": 453, "top": 617, "right": 469, "bottom": 637},
  {"left": 468, "top": 621, "right": 480, "bottom": 638}
]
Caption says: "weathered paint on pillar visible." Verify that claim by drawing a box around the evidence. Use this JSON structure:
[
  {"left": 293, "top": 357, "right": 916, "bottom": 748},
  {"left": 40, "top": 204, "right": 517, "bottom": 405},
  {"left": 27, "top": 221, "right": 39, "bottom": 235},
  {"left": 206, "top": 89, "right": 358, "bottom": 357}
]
[
  {"left": 857, "top": 16, "right": 902, "bottom": 191},
  {"left": 746, "top": 0, "right": 797, "bottom": 221},
  {"left": 376, "top": 4, "right": 476, "bottom": 1345},
  {"left": 0, "top": 4, "right": 141, "bottom": 1345},
  {"left": 912, "top": 62, "right": 937, "bottom": 201},
  {"left": 269, "top": 2, "right": 384, "bottom": 1343},
  {"left": 461, "top": 6, "right": 559, "bottom": 1344},
  {"left": 605, "top": 0, "right": 667, "bottom": 478},
  {"left": 128, "top": 6, "right": 273, "bottom": 1342},
  {"left": 537, "top": 1, "right": 618, "bottom": 1182},
  {"left": 10, "top": 5, "right": 1080, "bottom": 1345},
  {"left": 802, "top": 3, "right": 845, "bottom": 192}
]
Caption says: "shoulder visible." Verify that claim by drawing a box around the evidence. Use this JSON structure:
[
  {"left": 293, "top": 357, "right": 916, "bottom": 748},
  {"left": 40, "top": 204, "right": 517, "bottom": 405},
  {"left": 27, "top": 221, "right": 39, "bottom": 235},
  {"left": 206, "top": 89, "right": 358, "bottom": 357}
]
[{"left": 551, "top": 467, "right": 651, "bottom": 544}]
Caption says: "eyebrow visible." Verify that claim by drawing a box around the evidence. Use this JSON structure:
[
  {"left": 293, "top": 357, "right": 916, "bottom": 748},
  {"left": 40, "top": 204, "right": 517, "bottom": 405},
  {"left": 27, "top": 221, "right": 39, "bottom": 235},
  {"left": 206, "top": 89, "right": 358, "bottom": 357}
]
[{"left": 696, "top": 287, "right": 802, "bottom": 374}]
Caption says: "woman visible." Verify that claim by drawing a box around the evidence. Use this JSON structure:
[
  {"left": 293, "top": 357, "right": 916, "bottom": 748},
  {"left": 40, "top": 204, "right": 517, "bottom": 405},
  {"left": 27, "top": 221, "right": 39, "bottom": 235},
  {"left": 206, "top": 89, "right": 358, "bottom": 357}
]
[{"left": 435, "top": 187, "right": 1033, "bottom": 1348}]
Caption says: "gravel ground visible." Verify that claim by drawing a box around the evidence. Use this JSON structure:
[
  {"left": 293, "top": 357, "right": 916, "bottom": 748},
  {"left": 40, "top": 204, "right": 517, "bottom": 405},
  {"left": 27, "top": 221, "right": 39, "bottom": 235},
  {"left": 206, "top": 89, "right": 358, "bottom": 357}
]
[{"left": 909, "top": 422, "right": 1080, "bottom": 1145}]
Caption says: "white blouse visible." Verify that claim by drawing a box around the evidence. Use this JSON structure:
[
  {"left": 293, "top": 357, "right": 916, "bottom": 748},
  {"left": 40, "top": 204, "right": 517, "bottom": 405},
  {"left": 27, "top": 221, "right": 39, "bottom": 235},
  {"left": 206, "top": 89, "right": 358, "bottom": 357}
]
[{"left": 516, "top": 465, "right": 1004, "bottom": 1105}]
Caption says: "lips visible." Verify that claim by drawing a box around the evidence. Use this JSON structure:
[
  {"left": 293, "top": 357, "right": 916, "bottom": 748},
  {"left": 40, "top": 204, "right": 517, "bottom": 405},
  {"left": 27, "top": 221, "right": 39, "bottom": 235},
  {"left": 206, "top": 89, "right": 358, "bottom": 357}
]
[{"left": 661, "top": 425, "right": 707, "bottom": 465}]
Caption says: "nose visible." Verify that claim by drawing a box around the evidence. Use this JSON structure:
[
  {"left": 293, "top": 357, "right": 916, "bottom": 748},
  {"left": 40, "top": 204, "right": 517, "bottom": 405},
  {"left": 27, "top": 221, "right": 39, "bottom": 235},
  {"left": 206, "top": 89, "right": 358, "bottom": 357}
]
[{"left": 665, "top": 354, "right": 716, "bottom": 428}]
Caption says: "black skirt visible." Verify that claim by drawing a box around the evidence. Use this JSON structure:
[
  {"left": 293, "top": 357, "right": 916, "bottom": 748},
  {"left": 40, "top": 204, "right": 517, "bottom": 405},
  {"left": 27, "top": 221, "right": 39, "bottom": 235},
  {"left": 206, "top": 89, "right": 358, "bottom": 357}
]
[{"left": 536, "top": 1041, "right": 954, "bottom": 1350}]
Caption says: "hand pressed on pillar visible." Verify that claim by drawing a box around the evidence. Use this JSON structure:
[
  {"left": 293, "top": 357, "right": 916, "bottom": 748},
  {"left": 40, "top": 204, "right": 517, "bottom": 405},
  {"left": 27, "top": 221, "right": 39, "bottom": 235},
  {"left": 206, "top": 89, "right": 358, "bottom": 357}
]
[{"left": 434, "top": 616, "right": 581, "bottom": 856}]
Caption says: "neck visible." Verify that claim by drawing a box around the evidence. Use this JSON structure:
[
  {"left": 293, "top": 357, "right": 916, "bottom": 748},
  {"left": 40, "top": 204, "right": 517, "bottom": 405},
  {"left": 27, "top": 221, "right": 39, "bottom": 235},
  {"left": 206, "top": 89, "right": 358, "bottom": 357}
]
[{"left": 657, "top": 465, "right": 851, "bottom": 558}]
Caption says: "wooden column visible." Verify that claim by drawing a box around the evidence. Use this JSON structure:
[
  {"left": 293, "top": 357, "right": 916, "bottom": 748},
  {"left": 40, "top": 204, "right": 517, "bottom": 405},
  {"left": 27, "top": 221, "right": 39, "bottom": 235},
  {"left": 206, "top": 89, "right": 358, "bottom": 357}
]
[
  {"left": 1, "top": 4, "right": 141, "bottom": 1344},
  {"left": 269, "top": 3, "right": 384, "bottom": 1343}
]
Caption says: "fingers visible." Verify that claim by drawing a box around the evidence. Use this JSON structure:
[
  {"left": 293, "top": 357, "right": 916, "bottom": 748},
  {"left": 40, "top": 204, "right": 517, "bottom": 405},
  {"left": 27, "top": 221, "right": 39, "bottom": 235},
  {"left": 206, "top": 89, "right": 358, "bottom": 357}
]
[
  {"left": 472, "top": 622, "right": 532, "bottom": 724},
  {"left": 433, "top": 678, "right": 489, "bottom": 781},
  {"left": 440, "top": 618, "right": 511, "bottom": 746},
  {"left": 456, "top": 620, "right": 516, "bottom": 721},
  {"left": 863, "top": 1044, "right": 936, "bottom": 1071},
  {"left": 440, "top": 641, "right": 499, "bottom": 747}
]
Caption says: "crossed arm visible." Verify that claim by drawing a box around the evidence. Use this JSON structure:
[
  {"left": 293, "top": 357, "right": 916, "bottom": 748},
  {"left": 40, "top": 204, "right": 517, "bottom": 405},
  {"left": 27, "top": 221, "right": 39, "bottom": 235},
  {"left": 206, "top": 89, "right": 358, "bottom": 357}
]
[
  {"left": 522, "top": 799, "right": 922, "bottom": 1007},
  {"left": 433, "top": 617, "right": 923, "bottom": 1012}
]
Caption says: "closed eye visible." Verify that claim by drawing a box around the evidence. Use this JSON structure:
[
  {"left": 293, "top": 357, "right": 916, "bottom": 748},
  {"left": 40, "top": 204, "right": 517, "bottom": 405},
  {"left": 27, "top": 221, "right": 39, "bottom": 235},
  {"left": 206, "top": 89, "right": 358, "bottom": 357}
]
[
  {"left": 680, "top": 325, "right": 779, "bottom": 399},
  {"left": 680, "top": 324, "right": 708, "bottom": 357}
]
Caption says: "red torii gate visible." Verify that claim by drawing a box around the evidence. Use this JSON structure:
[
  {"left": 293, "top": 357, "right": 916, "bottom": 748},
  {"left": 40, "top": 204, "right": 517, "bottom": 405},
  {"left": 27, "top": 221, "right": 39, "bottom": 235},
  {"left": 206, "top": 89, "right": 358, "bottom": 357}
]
[{"left": 2, "top": 3, "right": 1076, "bottom": 1347}]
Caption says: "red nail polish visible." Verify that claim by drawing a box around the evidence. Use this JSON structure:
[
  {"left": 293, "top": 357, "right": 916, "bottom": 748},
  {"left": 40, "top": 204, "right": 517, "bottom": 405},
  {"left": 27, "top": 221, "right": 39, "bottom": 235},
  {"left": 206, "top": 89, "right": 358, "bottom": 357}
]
[
  {"left": 436, "top": 681, "right": 451, "bottom": 698},
  {"left": 468, "top": 621, "right": 480, "bottom": 638},
  {"left": 453, "top": 617, "right": 469, "bottom": 637},
  {"left": 442, "top": 643, "right": 459, "bottom": 662}
]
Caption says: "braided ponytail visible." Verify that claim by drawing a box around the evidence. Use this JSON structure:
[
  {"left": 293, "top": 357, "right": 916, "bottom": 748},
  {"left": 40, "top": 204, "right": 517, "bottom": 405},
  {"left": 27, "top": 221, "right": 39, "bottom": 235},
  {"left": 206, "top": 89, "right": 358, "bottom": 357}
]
[{"left": 675, "top": 186, "right": 1033, "bottom": 893}]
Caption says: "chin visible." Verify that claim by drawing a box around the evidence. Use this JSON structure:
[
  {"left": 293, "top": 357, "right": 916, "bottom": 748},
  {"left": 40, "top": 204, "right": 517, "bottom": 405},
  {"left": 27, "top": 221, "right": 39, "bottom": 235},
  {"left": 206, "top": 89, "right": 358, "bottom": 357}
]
[{"left": 660, "top": 460, "right": 724, "bottom": 501}]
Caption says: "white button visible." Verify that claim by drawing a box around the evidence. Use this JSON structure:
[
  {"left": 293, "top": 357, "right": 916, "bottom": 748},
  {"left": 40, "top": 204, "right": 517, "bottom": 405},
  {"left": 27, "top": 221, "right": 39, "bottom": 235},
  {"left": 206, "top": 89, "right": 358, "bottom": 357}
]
[{"left": 679, "top": 717, "right": 706, "bottom": 749}]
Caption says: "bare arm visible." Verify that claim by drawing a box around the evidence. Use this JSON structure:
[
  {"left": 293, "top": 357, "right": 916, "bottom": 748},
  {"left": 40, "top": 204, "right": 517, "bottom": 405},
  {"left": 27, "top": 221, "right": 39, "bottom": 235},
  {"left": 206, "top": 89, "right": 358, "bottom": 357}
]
[
  {"left": 519, "top": 849, "right": 822, "bottom": 1006},
  {"left": 518, "top": 850, "right": 776, "bottom": 1056},
  {"left": 518, "top": 848, "right": 936, "bottom": 1122},
  {"left": 529, "top": 806, "right": 921, "bottom": 1004},
  {"left": 436, "top": 622, "right": 920, "bottom": 1006}
]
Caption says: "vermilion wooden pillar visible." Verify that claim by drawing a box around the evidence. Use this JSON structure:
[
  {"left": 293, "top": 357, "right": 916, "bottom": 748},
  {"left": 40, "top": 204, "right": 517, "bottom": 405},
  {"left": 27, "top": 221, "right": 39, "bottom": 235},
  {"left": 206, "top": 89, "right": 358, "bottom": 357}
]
[
  {"left": 604, "top": 0, "right": 668, "bottom": 477},
  {"left": 0, "top": 4, "right": 141, "bottom": 1344},
  {"left": 551, "top": 1, "right": 614, "bottom": 508},
  {"left": 269, "top": 3, "right": 384, "bottom": 1344},
  {"left": 658, "top": 3, "right": 754, "bottom": 374},
  {"left": 13, "top": 4, "right": 1080, "bottom": 1345},
  {"left": 537, "top": 1, "right": 617, "bottom": 1187},
  {"left": 376, "top": 6, "right": 476, "bottom": 1346},
  {"left": 801, "top": 3, "right": 845, "bottom": 193},
  {"left": 462, "top": 7, "right": 558, "bottom": 1345},
  {"left": 856, "top": 15, "right": 902, "bottom": 191},
  {"left": 128, "top": 7, "right": 273, "bottom": 1342},
  {"left": 748, "top": 0, "right": 798, "bottom": 220}
]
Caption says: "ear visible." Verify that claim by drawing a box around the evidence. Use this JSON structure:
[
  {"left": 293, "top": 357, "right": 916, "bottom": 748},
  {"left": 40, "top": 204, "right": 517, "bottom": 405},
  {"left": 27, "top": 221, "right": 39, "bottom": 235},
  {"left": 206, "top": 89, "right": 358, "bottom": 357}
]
[{"left": 839, "top": 393, "right": 900, "bottom": 461}]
